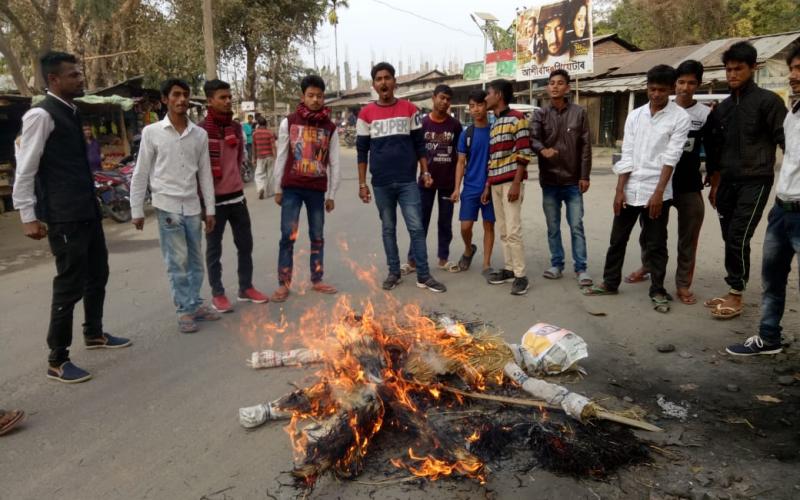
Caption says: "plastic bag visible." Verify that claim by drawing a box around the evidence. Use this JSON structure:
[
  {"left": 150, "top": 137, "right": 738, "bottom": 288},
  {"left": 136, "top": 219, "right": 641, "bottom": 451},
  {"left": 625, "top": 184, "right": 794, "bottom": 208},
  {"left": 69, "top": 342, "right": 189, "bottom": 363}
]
[{"left": 514, "top": 322, "right": 588, "bottom": 375}]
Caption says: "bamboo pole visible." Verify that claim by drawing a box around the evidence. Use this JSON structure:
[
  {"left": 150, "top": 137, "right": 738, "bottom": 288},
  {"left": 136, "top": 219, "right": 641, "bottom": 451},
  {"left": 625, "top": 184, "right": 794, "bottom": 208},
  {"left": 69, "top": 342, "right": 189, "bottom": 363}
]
[{"left": 440, "top": 385, "right": 663, "bottom": 433}]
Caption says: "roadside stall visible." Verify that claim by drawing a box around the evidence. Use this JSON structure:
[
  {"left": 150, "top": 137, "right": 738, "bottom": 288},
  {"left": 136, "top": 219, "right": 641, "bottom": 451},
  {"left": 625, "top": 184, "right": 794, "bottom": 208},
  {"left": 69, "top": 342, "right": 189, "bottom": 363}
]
[{"left": 0, "top": 95, "right": 32, "bottom": 213}]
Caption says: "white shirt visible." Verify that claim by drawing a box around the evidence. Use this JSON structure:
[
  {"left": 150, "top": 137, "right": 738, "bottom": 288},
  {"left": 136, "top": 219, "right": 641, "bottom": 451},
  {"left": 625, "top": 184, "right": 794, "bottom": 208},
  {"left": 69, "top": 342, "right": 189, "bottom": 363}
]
[
  {"left": 12, "top": 92, "right": 78, "bottom": 223},
  {"left": 272, "top": 118, "right": 341, "bottom": 199},
  {"left": 130, "top": 115, "right": 216, "bottom": 219},
  {"left": 613, "top": 100, "right": 691, "bottom": 205},
  {"left": 776, "top": 103, "right": 800, "bottom": 202}
]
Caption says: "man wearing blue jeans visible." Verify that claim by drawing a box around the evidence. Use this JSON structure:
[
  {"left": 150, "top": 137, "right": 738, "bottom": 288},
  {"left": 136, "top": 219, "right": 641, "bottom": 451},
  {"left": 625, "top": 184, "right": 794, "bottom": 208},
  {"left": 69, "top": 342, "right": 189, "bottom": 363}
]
[
  {"left": 531, "top": 69, "right": 592, "bottom": 286},
  {"left": 131, "top": 78, "right": 219, "bottom": 333},
  {"left": 356, "top": 62, "right": 446, "bottom": 292},
  {"left": 727, "top": 46, "right": 799, "bottom": 356},
  {"left": 270, "top": 75, "right": 340, "bottom": 302}
]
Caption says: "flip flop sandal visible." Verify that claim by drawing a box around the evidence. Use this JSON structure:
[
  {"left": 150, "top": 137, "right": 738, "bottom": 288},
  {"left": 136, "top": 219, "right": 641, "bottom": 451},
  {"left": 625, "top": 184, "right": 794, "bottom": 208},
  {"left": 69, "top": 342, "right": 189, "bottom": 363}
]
[
  {"left": 438, "top": 260, "right": 456, "bottom": 271},
  {"left": 450, "top": 244, "right": 477, "bottom": 273},
  {"left": 711, "top": 305, "right": 742, "bottom": 320},
  {"left": 577, "top": 272, "right": 593, "bottom": 287},
  {"left": 704, "top": 297, "right": 727, "bottom": 308},
  {"left": 312, "top": 282, "right": 338, "bottom": 294},
  {"left": 652, "top": 296, "right": 671, "bottom": 313},
  {"left": 0, "top": 409, "right": 25, "bottom": 436},
  {"left": 400, "top": 263, "right": 416, "bottom": 276},
  {"left": 677, "top": 292, "right": 698, "bottom": 305},
  {"left": 543, "top": 267, "right": 563, "bottom": 279},
  {"left": 624, "top": 271, "right": 650, "bottom": 284},
  {"left": 582, "top": 284, "right": 618, "bottom": 296}
]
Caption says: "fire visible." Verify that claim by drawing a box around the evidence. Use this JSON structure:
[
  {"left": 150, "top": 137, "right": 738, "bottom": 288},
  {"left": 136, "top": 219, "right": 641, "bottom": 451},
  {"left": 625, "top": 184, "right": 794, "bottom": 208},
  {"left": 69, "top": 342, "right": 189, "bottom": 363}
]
[{"left": 392, "top": 448, "right": 486, "bottom": 483}]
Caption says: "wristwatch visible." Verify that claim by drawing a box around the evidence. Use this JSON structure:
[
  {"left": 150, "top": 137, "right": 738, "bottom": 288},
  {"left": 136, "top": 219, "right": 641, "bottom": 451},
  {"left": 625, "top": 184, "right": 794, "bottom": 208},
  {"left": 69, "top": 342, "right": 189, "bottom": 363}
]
[{"left": 422, "top": 172, "right": 431, "bottom": 177}]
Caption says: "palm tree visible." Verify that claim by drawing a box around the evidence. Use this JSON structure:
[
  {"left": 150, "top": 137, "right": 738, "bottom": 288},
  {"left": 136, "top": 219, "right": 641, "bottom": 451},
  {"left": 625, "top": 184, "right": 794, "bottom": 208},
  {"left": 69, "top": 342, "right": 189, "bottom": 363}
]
[{"left": 328, "top": 0, "right": 349, "bottom": 95}]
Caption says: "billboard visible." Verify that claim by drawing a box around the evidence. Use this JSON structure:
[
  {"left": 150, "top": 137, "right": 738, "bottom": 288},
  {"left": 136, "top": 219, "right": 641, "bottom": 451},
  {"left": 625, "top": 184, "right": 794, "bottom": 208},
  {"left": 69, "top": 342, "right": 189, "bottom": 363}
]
[
  {"left": 515, "top": 0, "right": 593, "bottom": 80},
  {"left": 485, "top": 50, "right": 516, "bottom": 79},
  {"left": 463, "top": 61, "right": 484, "bottom": 81}
]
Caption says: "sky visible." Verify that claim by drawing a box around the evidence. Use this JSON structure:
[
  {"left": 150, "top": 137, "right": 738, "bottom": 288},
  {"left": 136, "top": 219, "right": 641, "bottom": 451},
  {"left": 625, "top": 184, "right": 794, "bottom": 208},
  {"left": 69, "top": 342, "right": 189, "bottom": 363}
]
[{"left": 301, "top": 0, "right": 531, "bottom": 86}]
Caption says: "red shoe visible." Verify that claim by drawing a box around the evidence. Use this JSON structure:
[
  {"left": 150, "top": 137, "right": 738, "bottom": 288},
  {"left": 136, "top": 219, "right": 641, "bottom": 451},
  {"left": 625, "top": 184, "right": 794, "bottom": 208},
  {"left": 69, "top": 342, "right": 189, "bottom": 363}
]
[
  {"left": 238, "top": 287, "right": 269, "bottom": 304},
  {"left": 212, "top": 294, "right": 234, "bottom": 313}
]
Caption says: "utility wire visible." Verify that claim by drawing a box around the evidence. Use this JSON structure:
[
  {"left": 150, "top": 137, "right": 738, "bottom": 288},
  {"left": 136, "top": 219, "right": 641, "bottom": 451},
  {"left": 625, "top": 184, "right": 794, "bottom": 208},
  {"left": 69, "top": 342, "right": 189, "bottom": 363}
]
[{"left": 369, "top": 0, "right": 483, "bottom": 38}]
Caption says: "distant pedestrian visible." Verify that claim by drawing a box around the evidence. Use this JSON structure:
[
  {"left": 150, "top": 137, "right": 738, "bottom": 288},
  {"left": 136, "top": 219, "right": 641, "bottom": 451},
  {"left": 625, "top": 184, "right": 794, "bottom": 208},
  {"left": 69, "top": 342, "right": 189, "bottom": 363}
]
[
  {"left": 483, "top": 78, "right": 533, "bottom": 295},
  {"left": 450, "top": 90, "right": 495, "bottom": 277},
  {"left": 531, "top": 68, "right": 592, "bottom": 287},
  {"left": 584, "top": 65, "right": 691, "bottom": 314},
  {"left": 403, "top": 84, "right": 462, "bottom": 274},
  {"left": 704, "top": 41, "right": 787, "bottom": 319},
  {"left": 625, "top": 60, "right": 712, "bottom": 305},
  {"left": 13, "top": 51, "right": 130, "bottom": 384},
  {"left": 243, "top": 114, "right": 255, "bottom": 161},
  {"left": 200, "top": 79, "right": 269, "bottom": 313},
  {"left": 271, "top": 74, "right": 341, "bottom": 302},
  {"left": 726, "top": 45, "right": 799, "bottom": 356},
  {"left": 356, "top": 62, "right": 446, "bottom": 293},
  {"left": 253, "top": 116, "right": 276, "bottom": 199},
  {"left": 130, "top": 78, "right": 220, "bottom": 333},
  {"left": 83, "top": 125, "right": 103, "bottom": 172}
]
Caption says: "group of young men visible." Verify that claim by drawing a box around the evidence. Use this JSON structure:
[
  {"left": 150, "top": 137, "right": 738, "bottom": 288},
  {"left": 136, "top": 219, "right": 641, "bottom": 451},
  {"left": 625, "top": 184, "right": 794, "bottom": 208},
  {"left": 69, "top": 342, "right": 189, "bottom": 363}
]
[{"left": 11, "top": 41, "right": 800, "bottom": 384}]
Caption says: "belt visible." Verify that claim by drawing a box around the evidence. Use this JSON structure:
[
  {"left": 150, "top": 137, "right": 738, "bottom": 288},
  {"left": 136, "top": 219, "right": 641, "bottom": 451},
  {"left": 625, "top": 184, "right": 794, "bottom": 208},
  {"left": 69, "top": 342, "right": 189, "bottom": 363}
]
[{"left": 775, "top": 197, "right": 800, "bottom": 212}]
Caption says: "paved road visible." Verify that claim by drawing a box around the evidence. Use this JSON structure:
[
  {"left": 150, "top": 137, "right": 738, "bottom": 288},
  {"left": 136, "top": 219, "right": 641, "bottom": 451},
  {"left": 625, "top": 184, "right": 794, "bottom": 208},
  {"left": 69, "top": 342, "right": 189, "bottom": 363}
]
[{"left": 2, "top": 147, "right": 798, "bottom": 499}]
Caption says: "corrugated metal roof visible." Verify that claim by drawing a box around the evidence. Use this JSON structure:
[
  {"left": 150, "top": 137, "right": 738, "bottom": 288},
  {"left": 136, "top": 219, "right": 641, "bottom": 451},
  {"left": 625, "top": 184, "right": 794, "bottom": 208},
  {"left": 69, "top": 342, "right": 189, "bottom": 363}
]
[
  {"left": 609, "top": 45, "right": 702, "bottom": 76},
  {"left": 578, "top": 75, "right": 647, "bottom": 93}
]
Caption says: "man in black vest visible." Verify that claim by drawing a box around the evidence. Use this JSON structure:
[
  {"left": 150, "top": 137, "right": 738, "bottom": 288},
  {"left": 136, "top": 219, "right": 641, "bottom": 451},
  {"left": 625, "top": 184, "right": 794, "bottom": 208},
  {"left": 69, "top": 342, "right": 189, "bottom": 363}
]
[{"left": 13, "top": 51, "right": 130, "bottom": 384}]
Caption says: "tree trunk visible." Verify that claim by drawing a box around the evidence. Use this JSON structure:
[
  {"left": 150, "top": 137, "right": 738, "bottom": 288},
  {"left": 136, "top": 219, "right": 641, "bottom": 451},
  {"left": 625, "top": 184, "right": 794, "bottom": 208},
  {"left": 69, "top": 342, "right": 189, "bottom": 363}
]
[
  {"left": 0, "top": 31, "right": 33, "bottom": 95},
  {"left": 243, "top": 32, "right": 258, "bottom": 102},
  {"left": 202, "top": 0, "right": 217, "bottom": 80},
  {"left": 334, "top": 23, "right": 341, "bottom": 96}
]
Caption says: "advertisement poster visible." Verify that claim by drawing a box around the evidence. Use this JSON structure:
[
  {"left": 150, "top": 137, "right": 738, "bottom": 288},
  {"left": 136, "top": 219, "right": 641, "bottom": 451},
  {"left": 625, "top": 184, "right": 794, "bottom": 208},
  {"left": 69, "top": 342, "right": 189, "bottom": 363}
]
[
  {"left": 463, "top": 61, "right": 485, "bottom": 81},
  {"left": 485, "top": 49, "right": 516, "bottom": 79},
  {"left": 515, "top": 0, "right": 593, "bottom": 80}
]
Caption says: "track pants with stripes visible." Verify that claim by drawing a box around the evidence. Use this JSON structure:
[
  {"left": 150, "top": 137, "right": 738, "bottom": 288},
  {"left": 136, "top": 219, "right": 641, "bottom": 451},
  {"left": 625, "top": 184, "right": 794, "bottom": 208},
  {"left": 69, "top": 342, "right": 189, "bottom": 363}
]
[{"left": 716, "top": 178, "right": 772, "bottom": 292}]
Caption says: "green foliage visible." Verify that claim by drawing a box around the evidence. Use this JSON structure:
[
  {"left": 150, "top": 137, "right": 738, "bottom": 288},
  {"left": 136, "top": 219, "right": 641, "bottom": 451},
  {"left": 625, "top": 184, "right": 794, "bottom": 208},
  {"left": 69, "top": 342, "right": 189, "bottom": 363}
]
[{"left": 604, "top": 0, "right": 800, "bottom": 50}]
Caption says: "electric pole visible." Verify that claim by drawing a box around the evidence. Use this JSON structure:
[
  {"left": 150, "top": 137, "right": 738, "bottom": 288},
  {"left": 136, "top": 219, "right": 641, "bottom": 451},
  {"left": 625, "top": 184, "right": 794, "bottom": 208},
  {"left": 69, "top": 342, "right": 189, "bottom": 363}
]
[{"left": 202, "top": 0, "right": 217, "bottom": 80}]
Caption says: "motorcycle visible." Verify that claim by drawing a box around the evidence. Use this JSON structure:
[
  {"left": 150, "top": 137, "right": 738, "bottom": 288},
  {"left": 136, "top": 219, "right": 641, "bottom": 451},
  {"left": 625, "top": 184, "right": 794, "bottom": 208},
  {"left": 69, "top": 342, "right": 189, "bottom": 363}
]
[{"left": 94, "top": 169, "right": 132, "bottom": 223}]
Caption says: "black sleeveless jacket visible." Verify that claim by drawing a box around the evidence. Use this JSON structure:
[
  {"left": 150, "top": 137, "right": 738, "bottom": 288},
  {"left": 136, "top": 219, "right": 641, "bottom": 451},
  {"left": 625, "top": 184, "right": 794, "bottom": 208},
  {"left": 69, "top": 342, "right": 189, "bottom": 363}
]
[{"left": 34, "top": 95, "right": 99, "bottom": 223}]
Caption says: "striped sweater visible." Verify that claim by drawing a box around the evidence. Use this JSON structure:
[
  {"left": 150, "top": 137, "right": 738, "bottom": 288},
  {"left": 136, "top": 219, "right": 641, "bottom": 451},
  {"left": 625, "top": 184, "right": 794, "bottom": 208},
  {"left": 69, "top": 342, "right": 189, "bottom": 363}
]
[{"left": 488, "top": 108, "right": 532, "bottom": 185}]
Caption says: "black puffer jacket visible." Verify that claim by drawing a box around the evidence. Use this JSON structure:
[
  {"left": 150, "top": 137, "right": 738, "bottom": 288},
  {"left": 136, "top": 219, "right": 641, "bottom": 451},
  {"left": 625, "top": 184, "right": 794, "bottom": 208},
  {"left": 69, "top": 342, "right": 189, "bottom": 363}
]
[{"left": 707, "top": 80, "right": 786, "bottom": 181}]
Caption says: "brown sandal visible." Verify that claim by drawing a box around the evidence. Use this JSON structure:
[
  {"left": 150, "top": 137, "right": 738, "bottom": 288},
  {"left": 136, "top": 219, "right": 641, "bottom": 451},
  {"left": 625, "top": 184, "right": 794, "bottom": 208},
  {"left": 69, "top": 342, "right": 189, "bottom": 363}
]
[
  {"left": 677, "top": 291, "right": 697, "bottom": 305},
  {"left": 704, "top": 297, "right": 726, "bottom": 308},
  {"left": 0, "top": 409, "right": 25, "bottom": 436},
  {"left": 711, "top": 304, "right": 742, "bottom": 320},
  {"left": 271, "top": 286, "right": 290, "bottom": 303},
  {"left": 624, "top": 270, "right": 650, "bottom": 284},
  {"left": 312, "top": 282, "right": 338, "bottom": 294}
]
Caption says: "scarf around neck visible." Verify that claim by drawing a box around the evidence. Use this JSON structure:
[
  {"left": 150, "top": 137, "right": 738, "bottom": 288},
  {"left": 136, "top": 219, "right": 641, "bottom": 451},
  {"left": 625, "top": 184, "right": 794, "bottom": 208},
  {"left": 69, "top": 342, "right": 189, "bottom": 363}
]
[
  {"left": 296, "top": 102, "right": 332, "bottom": 124},
  {"left": 203, "top": 108, "right": 240, "bottom": 179}
]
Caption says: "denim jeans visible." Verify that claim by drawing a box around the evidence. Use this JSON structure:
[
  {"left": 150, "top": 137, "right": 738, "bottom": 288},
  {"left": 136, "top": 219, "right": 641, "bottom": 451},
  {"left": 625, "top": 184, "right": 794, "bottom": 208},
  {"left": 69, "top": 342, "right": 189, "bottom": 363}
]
[
  {"left": 541, "top": 184, "right": 587, "bottom": 273},
  {"left": 758, "top": 204, "right": 800, "bottom": 345},
  {"left": 278, "top": 188, "right": 325, "bottom": 285},
  {"left": 408, "top": 186, "right": 454, "bottom": 263},
  {"left": 156, "top": 209, "right": 204, "bottom": 315},
  {"left": 373, "top": 181, "right": 430, "bottom": 280}
]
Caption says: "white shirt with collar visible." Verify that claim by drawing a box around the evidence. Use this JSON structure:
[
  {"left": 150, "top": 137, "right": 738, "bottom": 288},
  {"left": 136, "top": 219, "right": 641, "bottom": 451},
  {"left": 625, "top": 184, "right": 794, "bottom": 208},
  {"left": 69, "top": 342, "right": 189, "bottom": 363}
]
[
  {"left": 12, "top": 92, "right": 79, "bottom": 223},
  {"left": 776, "top": 102, "right": 800, "bottom": 202},
  {"left": 613, "top": 100, "right": 692, "bottom": 205},
  {"left": 130, "top": 115, "right": 216, "bottom": 219}
]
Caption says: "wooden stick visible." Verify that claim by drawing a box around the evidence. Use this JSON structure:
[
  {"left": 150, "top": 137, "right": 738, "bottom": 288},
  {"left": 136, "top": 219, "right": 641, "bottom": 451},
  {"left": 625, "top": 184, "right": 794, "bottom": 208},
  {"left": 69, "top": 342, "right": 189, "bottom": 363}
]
[{"left": 439, "top": 386, "right": 664, "bottom": 433}]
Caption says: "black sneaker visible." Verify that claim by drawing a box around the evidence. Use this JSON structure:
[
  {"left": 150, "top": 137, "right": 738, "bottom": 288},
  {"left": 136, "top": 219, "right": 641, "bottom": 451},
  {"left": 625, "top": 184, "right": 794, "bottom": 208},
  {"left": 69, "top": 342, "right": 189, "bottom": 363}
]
[
  {"left": 47, "top": 361, "right": 92, "bottom": 384},
  {"left": 511, "top": 276, "right": 530, "bottom": 295},
  {"left": 85, "top": 333, "right": 132, "bottom": 350},
  {"left": 416, "top": 276, "right": 447, "bottom": 293},
  {"left": 382, "top": 273, "right": 402, "bottom": 290},
  {"left": 488, "top": 269, "right": 515, "bottom": 285},
  {"left": 725, "top": 336, "right": 783, "bottom": 356}
]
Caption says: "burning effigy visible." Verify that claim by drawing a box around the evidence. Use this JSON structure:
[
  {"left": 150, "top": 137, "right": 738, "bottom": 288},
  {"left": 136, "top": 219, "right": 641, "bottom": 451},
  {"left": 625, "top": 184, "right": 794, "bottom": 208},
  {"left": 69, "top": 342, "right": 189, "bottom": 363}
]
[{"left": 238, "top": 297, "right": 658, "bottom": 490}]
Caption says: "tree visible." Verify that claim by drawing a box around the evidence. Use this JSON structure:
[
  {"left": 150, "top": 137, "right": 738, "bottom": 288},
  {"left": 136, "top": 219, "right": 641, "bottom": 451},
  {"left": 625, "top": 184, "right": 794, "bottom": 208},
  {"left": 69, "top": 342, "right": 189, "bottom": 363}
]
[
  {"left": 327, "top": 0, "right": 348, "bottom": 94},
  {"left": 0, "top": 0, "right": 58, "bottom": 94}
]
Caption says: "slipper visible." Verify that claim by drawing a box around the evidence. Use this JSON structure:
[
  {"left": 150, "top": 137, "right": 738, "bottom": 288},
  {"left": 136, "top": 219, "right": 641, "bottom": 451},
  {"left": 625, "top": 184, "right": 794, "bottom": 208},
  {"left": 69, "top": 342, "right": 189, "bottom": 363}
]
[
  {"left": 582, "top": 284, "right": 618, "bottom": 296},
  {"left": 271, "top": 286, "right": 290, "bottom": 303},
  {"left": 711, "top": 305, "right": 742, "bottom": 320},
  {"left": 0, "top": 409, "right": 25, "bottom": 436},
  {"left": 577, "top": 272, "right": 593, "bottom": 287},
  {"left": 677, "top": 291, "right": 697, "bottom": 305},
  {"left": 450, "top": 244, "right": 477, "bottom": 273},
  {"left": 400, "top": 263, "right": 416, "bottom": 276},
  {"left": 543, "top": 267, "right": 563, "bottom": 279},
  {"left": 624, "top": 271, "right": 650, "bottom": 284},
  {"left": 437, "top": 260, "right": 456, "bottom": 271},
  {"left": 652, "top": 295, "right": 671, "bottom": 313},
  {"left": 312, "top": 282, "right": 338, "bottom": 294},
  {"left": 704, "top": 297, "right": 726, "bottom": 308}
]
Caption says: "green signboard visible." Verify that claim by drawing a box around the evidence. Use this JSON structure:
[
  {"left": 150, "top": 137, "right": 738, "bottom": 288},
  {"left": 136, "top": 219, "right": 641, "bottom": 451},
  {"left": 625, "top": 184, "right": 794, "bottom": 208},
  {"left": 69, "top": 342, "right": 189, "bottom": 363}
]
[{"left": 463, "top": 62, "right": 484, "bottom": 81}]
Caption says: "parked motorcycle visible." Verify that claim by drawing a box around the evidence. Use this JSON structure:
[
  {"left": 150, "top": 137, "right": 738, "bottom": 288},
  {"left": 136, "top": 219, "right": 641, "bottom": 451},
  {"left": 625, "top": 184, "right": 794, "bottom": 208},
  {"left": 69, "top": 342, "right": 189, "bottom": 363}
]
[
  {"left": 94, "top": 169, "right": 131, "bottom": 223},
  {"left": 240, "top": 160, "right": 254, "bottom": 184}
]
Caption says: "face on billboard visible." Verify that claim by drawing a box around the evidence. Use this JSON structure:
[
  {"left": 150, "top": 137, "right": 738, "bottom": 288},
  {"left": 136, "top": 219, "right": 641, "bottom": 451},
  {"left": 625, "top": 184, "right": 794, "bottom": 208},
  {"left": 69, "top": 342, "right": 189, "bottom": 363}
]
[
  {"left": 544, "top": 17, "right": 565, "bottom": 56},
  {"left": 574, "top": 4, "right": 588, "bottom": 38}
]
